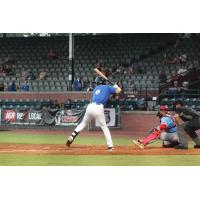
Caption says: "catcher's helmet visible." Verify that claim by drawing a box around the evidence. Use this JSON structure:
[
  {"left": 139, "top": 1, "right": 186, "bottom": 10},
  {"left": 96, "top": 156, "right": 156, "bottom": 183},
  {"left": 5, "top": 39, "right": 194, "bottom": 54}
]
[{"left": 160, "top": 105, "right": 169, "bottom": 111}]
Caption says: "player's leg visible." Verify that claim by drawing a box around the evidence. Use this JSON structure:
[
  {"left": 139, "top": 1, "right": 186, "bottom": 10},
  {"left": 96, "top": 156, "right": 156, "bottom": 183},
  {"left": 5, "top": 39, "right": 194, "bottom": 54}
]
[
  {"left": 174, "top": 122, "right": 189, "bottom": 149},
  {"left": 133, "top": 129, "right": 161, "bottom": 149},
  {"left": 66, "top": 105, "right": 92, "bottom": 146},
  {"left": 160, "top": 132, "right": 179, "bottom": 148},
  {"left": 184, "top": 120, "right": 200, "bottom": 148},
  {"left": 94, "top": 106, "right": 113, "bottom": 149}
]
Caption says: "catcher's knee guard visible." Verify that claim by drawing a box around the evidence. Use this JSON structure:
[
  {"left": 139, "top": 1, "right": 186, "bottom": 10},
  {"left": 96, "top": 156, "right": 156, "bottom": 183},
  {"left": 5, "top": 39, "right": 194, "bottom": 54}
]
[{"left": 162, "top": 140, "right": 179, "bottom": 148}]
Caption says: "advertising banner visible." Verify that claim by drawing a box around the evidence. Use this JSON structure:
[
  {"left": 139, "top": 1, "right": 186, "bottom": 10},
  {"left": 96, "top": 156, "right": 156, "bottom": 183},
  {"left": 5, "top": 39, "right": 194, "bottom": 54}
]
[
  {"left": 1, "top": 107, "right": 119, "bottom": 128},
  {"left": 2, "top": 109, "right": 17, "bottom": 124},
  {"left": 55, "top": 109, "right": 85, "bottom": 126}
]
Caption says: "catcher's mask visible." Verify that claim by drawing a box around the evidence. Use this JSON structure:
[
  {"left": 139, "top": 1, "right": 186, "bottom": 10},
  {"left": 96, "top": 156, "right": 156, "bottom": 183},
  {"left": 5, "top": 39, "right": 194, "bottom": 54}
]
[
  {"left": 156, "top": 111, "right": 163, "bottom": 118},
  {"left": 157, "top": 105, "right": 169, "bottom": 118}
]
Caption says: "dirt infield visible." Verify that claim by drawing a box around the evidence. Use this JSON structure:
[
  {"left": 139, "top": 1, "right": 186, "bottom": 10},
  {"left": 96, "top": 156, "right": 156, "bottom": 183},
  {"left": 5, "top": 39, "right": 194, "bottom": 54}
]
[{"left": 0, "top": 143, "right": 200, "bottom": 155}]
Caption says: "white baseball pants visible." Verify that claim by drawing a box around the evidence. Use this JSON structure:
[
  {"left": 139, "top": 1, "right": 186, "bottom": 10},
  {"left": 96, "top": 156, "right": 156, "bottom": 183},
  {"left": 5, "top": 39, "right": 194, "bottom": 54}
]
[{"left": 74, "top": 103, "right": 113, "bottom": 148}]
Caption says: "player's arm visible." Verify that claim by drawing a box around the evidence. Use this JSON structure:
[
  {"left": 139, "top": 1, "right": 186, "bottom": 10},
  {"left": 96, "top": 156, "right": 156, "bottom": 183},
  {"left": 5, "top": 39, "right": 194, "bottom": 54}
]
[
  {"left": 157, "top": 123, "right": 167, "bottom": 131},
  {"left": 113, "top": 84, "right": 122, "bottom": 93}
]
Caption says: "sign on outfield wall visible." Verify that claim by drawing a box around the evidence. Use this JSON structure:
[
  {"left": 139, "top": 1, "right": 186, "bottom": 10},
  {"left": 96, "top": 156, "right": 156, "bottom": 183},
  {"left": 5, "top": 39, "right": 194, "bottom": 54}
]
[
  {"left": 1, "top": 108, "right": 85, "bottom": 127},
  {"left": 55, "top": 109, "right": 85, "bottom": 126},
  {"left": 1, "top": 108, "right": 119, "bottom": 129},
  {"left": 2, "top": 109, "right": 43, "bottom": 125}
]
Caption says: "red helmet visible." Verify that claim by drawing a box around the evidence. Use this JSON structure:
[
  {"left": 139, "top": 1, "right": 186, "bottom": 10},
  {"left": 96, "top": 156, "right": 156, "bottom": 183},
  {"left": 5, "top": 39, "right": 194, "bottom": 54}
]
[{"left": 160, "top": 105, "right": 169, "bottom": 111}]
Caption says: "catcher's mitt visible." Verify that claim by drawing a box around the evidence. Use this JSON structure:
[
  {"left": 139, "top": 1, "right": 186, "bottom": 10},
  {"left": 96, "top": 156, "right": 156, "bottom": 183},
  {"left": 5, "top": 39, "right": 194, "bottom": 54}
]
[{"left": 174, "top": 114, "right": 184, "bottom": 125}]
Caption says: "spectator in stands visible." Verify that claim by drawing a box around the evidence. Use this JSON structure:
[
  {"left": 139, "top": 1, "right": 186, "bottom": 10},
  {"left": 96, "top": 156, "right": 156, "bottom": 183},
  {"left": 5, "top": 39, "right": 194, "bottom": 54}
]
[
  {"left": 38, "top": 69, "right": 46, "bottom": 80},
  {"left": 168, "top": 80, "right": 180, "bottom": 94},
  {"left": 80, "top": 76, "right": 84, "bottom": 89},
  {"left": 177, "top": 65, "right": 188, "bottom": 76},
  {"left": 21, "top": 67, "right": 30, "bottom": 80},
  {"left": 0, "top": 65, "right": 5, "bottom": 76},
  {"left": 128, "top": 80, "right": 138, "bottom": 93},
  {"left": 27, "top": 70, "right": 36, "bottom": 80},
  {"left": 181, "top": 81, "right": 189, "bottom": 94},
  {"left": 127, "top": 66, "right": 135, "bottom": 75},
  {"left": 47, "top": 49, "right": 57, "bottom": 60},
  {"left": 3, "top": 65, "right": 12, "bottom": 75},
  {"left": 167, "top": 53, "right": 187, "bottom": 65},
  {"left": 3, "top": 82, "right": 8, "bottom": 91},
  {"left": 159, "top": 69, "right": 167, "bottom": 84},
  {"left": 171, "top": 71, "right": 179, "bottom": 83},
  {"left": 86, "top": 82, "right": 94, "bottom": 92},
  {"left": 72, "top": 77, "right": 83, "bottom": 91},
  {"left": 0, "top": 65, "right": 11, "bottom": 76},
  {"left": 22, "top": 67, "right": 35, "bottom": 81},
  {"left": 20, "top": 81, "right": 29, "bottom": 92},
  {"left": 115, "top": 64, "right": 124, "bottom": 75},
  {"left": 64, "top": 98, "right": 72, "bottom": 109},
  {"left": 0, "top": 81, "right": 4, "bottom": 91},
  {"left": 8, "top": 81, "right": 17, "bottom": 92}
]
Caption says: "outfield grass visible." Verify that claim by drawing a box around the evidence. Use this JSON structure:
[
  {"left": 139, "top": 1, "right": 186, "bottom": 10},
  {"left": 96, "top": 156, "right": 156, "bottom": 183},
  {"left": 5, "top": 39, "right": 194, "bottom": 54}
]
[
  {"left": 1, "top": 154, "right": 200, "bottom": 166},
  {"left": 0, "top": 131, "right": 133, "bottom": 146},
  {"left": 0, "top": 131, "right": 199, "bottom": 166}
]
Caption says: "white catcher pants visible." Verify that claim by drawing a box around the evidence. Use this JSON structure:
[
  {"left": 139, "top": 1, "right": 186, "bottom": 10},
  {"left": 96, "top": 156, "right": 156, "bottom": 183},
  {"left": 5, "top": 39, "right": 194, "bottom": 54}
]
[{"left": 74, "top": 103, "right": 113, "bottom": 148}]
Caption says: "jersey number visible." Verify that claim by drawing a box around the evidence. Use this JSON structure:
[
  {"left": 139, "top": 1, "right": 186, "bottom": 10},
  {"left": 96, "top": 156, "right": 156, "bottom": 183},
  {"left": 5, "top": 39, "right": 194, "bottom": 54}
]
[{"left": 95, "top": 89, "right": 101, "bottom": 95}]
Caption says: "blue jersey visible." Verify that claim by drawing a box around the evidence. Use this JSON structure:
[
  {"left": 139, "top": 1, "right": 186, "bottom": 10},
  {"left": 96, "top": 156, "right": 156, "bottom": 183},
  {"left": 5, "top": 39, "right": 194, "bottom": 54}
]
[
  {"left": 92, "top": 85, "right": 116, "bottom": 105},
  {"left": 160, "top": 115, "right": 176, "bottom": 133}
]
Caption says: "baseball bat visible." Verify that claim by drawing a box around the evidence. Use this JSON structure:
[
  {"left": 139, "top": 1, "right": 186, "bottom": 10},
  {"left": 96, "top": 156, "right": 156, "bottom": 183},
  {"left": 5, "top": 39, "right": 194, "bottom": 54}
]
[{"left": 94, "top": 68, "right": 115, "bottom": 85}]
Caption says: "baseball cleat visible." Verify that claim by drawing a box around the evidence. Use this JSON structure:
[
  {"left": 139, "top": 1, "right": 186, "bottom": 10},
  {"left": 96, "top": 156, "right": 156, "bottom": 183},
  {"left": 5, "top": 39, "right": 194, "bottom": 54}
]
[
  {"left": 132, "top": 140, "right": 144, "bottom": 149},
  {"left": 107, "top": 146, "right": 115, "bottom": 151},
  {"left": 66, "top": 136, "right": 73, "bottom": 147},
  {"left": 194, "top": 144, "right": 200, "bottom": 148}
]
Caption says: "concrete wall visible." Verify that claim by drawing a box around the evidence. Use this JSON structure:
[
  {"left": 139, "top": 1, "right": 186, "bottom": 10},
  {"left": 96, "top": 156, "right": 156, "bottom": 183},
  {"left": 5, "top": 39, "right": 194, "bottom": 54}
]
[
  {"left": 0, "top": 92, "right": 92, "bottom": 103},
  {"left": 121, "top": 111, "right": 158, "bottom": 134}
]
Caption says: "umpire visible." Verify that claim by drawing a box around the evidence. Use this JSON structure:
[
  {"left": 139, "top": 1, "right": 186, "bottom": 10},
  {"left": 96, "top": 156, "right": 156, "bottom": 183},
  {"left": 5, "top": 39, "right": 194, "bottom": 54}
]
[{"left": 174, "top": 100, "right": 200, "bottom": 149}]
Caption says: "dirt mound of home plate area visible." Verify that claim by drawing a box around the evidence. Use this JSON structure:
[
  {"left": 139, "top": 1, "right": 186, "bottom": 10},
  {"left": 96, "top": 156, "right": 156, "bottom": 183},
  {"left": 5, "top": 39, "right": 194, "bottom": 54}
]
[{"left": 0, "top": 143, "right": 199, "bottom": 155}]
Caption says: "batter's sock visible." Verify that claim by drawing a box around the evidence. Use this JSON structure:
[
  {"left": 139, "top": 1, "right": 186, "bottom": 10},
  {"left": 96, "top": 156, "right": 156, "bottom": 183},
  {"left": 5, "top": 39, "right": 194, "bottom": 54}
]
[{"left": 67, "top": 131, "right": 79, "bottom": 145}]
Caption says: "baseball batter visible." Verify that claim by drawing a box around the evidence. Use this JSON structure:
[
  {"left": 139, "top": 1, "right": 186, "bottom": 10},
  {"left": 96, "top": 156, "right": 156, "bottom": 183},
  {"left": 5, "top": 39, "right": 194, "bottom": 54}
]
[
  {"left": 66, "top": 77, "right": 122, "bottom": 150},
  {"left": 133, "top": 105, "right": 179, "bottom": 149}
]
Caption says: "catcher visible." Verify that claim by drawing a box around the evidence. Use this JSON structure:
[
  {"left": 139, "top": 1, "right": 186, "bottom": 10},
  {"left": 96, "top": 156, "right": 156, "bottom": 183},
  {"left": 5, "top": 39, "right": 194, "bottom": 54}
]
[
  {"left": 132, "top": 105, "right": 179, "bottom": 149},
  {"left": 173, "top": 100, "right": 200, "bottom": 149}
]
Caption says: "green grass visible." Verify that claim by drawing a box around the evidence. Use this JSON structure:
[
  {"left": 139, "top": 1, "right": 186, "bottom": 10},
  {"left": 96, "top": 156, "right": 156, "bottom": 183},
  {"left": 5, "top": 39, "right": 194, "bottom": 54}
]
[
  {"left": 0, "top": 131, "right": 133, "bottom": 146},
  {"left": 0, "top": 131, "right": 199, "bottom": 166},
  {"left": 1, "top": 154, "right": 200, "bottom": 166}
]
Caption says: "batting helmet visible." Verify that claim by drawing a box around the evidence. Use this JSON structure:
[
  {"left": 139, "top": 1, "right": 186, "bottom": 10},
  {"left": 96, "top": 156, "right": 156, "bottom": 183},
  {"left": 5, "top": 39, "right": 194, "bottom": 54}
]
[{"left": 95, "top": 76, "right": 106, "bottom": 85}]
